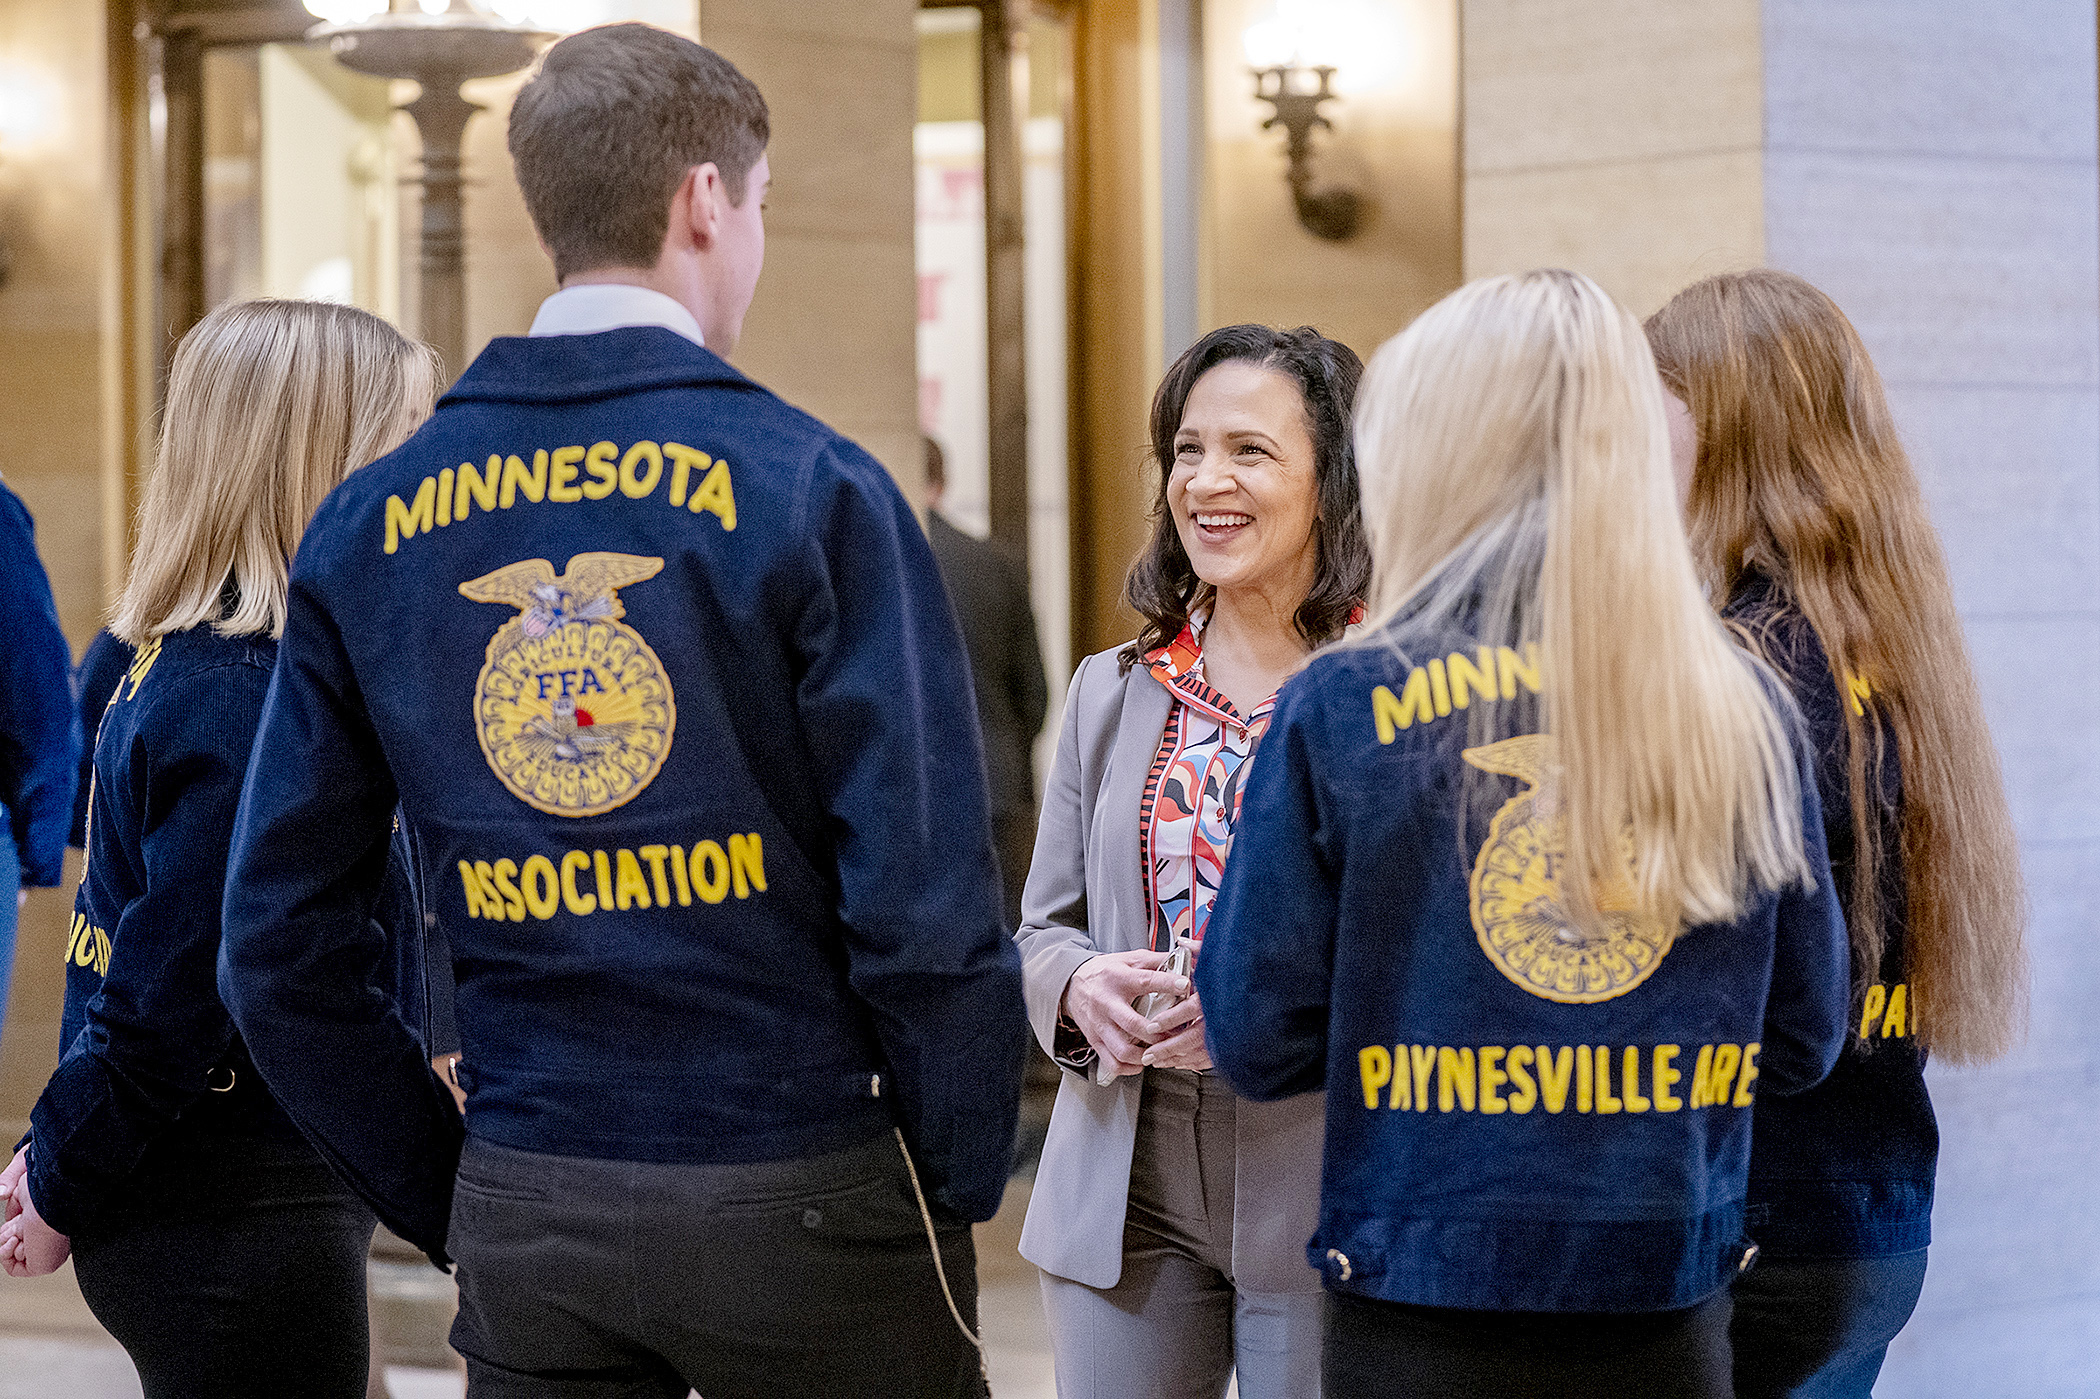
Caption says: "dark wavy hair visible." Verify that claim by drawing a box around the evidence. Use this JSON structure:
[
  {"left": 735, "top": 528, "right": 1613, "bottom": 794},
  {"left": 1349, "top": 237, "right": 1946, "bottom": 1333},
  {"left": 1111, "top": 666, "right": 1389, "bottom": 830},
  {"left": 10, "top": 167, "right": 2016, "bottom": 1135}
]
[{"left": 1118, "top": 324, "right": 1368, "bottom": 672}]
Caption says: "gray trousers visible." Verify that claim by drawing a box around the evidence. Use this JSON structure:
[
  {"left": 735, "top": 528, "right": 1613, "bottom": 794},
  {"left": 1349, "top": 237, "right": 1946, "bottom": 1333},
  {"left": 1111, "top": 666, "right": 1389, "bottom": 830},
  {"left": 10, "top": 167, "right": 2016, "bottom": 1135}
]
[
  {"left": 448, "top": 1132, "right": 986, "bottom": 1399},
  {"left": 1040, "top": 1069, "right": 1323, "bottom": 1399}
]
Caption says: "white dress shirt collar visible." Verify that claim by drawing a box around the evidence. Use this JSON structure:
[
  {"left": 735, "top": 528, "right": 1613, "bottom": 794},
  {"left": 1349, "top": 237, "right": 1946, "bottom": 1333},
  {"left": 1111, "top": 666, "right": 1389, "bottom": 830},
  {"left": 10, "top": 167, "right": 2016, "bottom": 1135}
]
[{"left": 527, "top": 283, "right": 705, "bottom": 348}]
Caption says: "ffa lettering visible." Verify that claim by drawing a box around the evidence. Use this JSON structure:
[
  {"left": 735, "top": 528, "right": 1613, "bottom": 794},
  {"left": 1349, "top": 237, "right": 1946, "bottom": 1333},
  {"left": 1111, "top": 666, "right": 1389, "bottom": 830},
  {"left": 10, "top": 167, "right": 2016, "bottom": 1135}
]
[
  {"left": 1857, "top": 982, "right": 1911, "bottom": 1039},
  {"left": 1357, "top": 1041, "right": 1760, "bottom": 1113},
  {"left": 384, "top": 440, "right": 736, "bottom": 554},
  {"left": 65, "top": 913, "right": 112, "bottom": 978},
  {"left": 1372, "top": 645, "right": 1543, "bottom": 743},
  {"left": 455, "top": 834, "right": 768, "bottom": 922}
]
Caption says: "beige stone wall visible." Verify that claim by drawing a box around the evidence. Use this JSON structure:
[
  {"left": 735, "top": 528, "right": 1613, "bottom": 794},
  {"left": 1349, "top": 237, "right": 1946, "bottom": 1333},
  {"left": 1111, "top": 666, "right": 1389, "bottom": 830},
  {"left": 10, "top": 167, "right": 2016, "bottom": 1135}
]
[
  {"left": 0, "top": 0, "right": 113, "bottom": 1130},
  {"left": 1461, "top": 0, "right": 1765, "bottom": 315},
  {"left": 1202, "top": 0, "right": 1459, "bottom": 359}
]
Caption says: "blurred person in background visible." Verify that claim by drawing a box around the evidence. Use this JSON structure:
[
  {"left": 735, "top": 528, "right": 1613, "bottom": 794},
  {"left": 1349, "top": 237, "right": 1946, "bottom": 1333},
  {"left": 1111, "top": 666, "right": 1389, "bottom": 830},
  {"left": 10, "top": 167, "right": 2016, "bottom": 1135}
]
[
  {"left": 923, "top": 434, "right": 1048, "bottom": 930},
  {"left": 1198, "top": 270, "right": 1850, "bottom": 1399},
  {"left": 1648, "top": 269, "right": 2028, "bottom": 1399},
  {"left": 1017, "top": 324, "right": 1366, "bottom": 1398},
  {"left": 0, "top": 470, "right": 82, "bottom": 1042},
  {"left": 0, "top": 299, "right": 438, "bottom": 1399}
]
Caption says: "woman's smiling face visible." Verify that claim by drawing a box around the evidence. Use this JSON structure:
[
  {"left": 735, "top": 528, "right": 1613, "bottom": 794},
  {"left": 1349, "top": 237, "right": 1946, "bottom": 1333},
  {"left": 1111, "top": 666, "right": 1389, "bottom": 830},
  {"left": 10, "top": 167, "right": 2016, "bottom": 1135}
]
[{"left": 1168, "top": 360, "right": 1322, "bottom": 602}]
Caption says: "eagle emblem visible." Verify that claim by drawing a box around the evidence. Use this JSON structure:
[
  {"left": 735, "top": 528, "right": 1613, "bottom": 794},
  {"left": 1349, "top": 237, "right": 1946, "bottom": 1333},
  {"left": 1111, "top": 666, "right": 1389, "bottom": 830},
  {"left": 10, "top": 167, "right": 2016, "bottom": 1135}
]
[
  {"left": 1461, "top": 735, "right": 1676, "bottom": 1003},
  {"left": 459, "top": 553, "right": 676, "bottom": 817}
]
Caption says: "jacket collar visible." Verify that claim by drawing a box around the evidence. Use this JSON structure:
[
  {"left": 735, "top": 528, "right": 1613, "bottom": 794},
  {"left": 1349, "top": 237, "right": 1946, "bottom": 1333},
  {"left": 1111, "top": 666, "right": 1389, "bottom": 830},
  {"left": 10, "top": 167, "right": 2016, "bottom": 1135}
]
[{"left": 438, "top": 327, "right": 760, "bottom": 409}]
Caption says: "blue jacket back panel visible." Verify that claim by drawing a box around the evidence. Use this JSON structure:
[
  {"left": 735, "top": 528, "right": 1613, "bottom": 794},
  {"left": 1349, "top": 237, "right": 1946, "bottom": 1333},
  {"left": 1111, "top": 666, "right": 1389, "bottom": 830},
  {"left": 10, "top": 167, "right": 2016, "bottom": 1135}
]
[
  {"left": 220, "top": 330, "right": 1024, "bottom": 1250},
  {"left": 1196, "top": 628, "right": 1850, "bottom": 1313}
]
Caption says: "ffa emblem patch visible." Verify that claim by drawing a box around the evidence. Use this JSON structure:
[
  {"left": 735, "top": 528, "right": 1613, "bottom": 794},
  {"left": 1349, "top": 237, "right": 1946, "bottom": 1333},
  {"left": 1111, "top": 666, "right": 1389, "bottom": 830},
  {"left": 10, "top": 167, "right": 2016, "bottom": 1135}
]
[
  {"left": 1461, "top": 735, "right": 1675, "bottom": 1004},
  {"left": 459, "top": 552, "right": 676, "bottom": 817}
]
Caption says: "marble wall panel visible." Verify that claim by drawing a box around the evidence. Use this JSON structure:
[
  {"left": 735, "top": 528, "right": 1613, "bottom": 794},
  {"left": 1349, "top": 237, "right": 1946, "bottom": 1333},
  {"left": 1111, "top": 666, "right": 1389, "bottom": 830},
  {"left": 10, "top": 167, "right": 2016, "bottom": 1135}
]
[
  {"left": 1883, "top": 1298, "right": 2100, "bottom": 1399},
  {"left": 1763, "top": 0, "right": 2098, "bottom": 162},
  {"left": 1766, "top": 152, "right": 2100, "bottom": 390},
  {"left": 1961, "top": 616, "right": 2100, "bottom": 846},
  {"left": 1882, "top": 386, "right": 2100, "bottom": 619}
]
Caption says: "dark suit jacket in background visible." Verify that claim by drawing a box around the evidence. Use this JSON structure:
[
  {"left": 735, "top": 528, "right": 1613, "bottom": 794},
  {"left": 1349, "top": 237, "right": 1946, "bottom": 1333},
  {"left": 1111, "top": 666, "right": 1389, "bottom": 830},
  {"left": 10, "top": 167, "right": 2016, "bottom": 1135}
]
[{"left": 927, "top": 511, "right": 1049, "bottom": 922}]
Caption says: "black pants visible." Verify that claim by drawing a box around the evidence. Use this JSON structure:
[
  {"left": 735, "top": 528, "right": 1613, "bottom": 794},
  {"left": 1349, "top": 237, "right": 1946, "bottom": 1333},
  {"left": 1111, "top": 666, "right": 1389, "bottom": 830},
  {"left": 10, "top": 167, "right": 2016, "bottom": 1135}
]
[
  {"left": 1731, "top": 1250, "right": 1928, "bottom": 1398},
  {"left": 1323, "top": 1288, "right": 1733, "bottom": 1399},
  {"left": 70, "top": 1131, "right": 376, "bottom": 1399},
  {"left": 448, "top": 1131, "right": 988, "bottom": 1399}
]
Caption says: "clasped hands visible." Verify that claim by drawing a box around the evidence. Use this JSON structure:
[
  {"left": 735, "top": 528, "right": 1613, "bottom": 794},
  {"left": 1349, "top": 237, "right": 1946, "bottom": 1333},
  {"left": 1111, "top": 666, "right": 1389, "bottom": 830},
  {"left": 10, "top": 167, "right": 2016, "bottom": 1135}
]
[
  {"left": 0, "top": 1146, "right": 70, "bottom": 1278},
  {"left": 1061, "top": 948, "right": 1209, "bottom": 1078}
]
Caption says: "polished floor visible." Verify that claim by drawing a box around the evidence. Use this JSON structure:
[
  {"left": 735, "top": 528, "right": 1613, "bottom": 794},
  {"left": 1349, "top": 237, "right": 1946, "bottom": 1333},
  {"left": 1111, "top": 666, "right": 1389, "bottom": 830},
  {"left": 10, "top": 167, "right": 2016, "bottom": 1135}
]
[{"left": 0, "top": 1181, "right": 1058, "bottom": 1399}]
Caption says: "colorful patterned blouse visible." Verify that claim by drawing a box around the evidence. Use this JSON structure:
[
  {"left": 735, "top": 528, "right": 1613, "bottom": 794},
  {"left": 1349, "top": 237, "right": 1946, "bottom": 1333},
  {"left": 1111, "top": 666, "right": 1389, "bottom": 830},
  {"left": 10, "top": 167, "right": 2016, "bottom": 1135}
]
[{"left": 1139, "top": 613, "right": 1280, "bottom": 954}]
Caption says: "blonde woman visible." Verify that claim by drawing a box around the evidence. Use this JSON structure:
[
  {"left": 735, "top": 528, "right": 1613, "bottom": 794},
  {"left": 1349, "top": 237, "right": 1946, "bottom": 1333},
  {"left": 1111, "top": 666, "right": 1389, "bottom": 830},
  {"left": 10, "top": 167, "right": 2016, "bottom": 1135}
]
[
  {"left": 1196, "top": 270, "right": 1851, "bottom": 1399},
  {"left": 1647, "top": 270, "right": 2027, "bottom": 1399},
  {"left": 0, "top": 300, "right": 436, "bottom": 1398}
]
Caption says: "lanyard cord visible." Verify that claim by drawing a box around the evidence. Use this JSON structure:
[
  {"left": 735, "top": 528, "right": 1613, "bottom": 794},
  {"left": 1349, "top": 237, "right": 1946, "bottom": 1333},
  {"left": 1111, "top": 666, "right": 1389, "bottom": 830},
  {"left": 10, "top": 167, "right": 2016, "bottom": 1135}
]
[{"left": 892, "top": 1127, "right": 989, "bottom": 1386}]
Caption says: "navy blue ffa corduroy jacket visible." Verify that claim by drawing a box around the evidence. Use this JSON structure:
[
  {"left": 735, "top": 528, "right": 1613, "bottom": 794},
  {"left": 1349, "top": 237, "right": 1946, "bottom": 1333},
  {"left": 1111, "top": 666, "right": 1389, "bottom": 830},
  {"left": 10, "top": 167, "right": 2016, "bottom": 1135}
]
[
  {"left": 1197, "top": 625, "right": 1851, "bottom": 1313},
  {"left": 0, "top": 478, "right": 81, "bottom": 888},
  {"left": 1726, "top": 572, "right": 1935, "bottom": 1259},
  {"left": 28, "top": 627, "right": 306, "bottom": 1238},
  {"left": 219, "top": 329, "right": 1025, "bottom": 1255}
]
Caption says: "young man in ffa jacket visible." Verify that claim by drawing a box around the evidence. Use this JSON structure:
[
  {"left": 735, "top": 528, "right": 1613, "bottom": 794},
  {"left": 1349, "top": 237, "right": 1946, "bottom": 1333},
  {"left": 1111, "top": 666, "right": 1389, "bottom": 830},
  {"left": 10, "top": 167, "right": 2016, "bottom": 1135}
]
[{"left": 218, "top": 25, "right": 1024, "bottom": 1399}]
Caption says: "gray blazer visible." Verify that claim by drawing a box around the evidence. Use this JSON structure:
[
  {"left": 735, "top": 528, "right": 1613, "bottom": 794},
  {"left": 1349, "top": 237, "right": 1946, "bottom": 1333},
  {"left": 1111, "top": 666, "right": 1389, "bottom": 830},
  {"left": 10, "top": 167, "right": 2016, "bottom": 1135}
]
[{"left": 1015, "top": 646, "right": 1325, "bottom": 1293}]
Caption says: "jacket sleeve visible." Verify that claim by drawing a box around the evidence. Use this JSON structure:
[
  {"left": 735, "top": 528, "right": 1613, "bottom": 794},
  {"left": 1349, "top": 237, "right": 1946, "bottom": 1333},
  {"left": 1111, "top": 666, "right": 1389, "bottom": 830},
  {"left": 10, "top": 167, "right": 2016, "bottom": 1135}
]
[
  {"left": 1756, "top": 726, "right": 1851, "bottom": 1097},
  {"left": 0, "top": 492, "right": 81, "bottom": 887},
  {"left": 26, "top": 666, "right": 263, "bottom": 1237},
  {"left": 791, "top": 443, "right": 1025, "bottom": 1223},
  {"left": 218, "top": 564, "right": 463, "bottom": 1259},
  {"left": 70, "top": 631, "right": 136, "bottom": 848},
  {"left": 1013, "top": 657, "right": 1101, "bottom": 1068},
  {"left": 1195, "top": 684, "right": 1338, "bottom": 1102}
]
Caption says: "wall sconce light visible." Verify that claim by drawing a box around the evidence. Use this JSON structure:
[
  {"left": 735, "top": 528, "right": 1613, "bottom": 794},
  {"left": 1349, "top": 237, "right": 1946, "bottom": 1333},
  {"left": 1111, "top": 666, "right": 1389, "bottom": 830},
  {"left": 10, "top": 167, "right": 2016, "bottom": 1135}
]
[
  {"left": 0, "top": 55, "right": 61, "bottom": 291},
  {"left": 1248, "top": 63, "right": 1361, "bottom": 242},
  {"left": 1243, "top": 0, "right": 1404, "bottom": 242}
]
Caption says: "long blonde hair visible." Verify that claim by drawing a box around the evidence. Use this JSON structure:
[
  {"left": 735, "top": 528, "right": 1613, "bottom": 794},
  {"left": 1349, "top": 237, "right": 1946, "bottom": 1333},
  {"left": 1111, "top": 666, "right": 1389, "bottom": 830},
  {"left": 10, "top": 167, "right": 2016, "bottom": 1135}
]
[
  {"left": 1353, "top": 269, "right": 1807, "bottom": 936},
  {"left": 1646, "top": 269, "right": 2027, "bottom": 1062},
  {"left": 113, "top": 299, "right": 438, "bottom": 645}
]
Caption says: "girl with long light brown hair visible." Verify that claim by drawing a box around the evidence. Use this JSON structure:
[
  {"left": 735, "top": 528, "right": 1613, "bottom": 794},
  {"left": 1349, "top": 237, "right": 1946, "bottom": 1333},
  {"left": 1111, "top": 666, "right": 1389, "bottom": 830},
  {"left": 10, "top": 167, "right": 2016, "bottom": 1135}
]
[
  {"left": 1647, "top": 268, "right": 2027, "bottom": 1399},
  {"left": 0, "top": 299, "right": 437, "bottom": 1398}
]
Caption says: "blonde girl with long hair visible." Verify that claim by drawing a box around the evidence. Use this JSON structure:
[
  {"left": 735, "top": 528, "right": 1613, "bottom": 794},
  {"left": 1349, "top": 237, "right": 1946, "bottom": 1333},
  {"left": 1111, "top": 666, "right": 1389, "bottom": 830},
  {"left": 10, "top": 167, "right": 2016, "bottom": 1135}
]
[
  {"left": 1647, "top": 269, "right": 2027, "bottom": 1399},
  {"left": 0, "top": 300, "right": 436, "bottom": 1399},
  {"left": 1196, "top": 270, "right": 1850, "bottom": 1399}
]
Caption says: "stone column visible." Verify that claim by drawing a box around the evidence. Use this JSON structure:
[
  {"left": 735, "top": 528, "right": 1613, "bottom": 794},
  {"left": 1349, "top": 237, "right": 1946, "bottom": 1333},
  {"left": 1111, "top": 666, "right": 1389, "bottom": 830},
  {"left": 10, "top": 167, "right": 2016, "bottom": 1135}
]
[{"left": 1463, "top": 4, "right": 2100, "bottom": 1392}]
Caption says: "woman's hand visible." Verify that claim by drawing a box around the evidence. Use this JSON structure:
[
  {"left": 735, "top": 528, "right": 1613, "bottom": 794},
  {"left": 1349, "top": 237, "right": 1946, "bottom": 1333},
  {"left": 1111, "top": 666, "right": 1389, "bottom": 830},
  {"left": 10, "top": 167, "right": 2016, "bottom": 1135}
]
[
  {"left": 0, "top": 1162, "right": 71, "bottom": 1279},
  {"left": 1139, "top": 989, "right": 1211, "bottom": 1072},
  {"left": 1061, "top": 951, "right": 1191, "bottom": 1081}
]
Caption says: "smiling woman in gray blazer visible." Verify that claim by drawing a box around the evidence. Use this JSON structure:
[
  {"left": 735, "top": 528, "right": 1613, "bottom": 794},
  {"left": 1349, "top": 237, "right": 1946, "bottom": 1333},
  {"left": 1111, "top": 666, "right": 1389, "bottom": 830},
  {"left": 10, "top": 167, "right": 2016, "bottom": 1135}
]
[{"left": 1016, "top": 325, "right": 1367, "bottom": 1399}]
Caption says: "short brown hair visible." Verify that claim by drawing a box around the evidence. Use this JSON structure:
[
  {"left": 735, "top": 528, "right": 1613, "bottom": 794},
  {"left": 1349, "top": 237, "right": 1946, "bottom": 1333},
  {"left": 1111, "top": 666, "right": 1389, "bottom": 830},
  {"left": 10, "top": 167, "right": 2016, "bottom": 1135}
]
[{"left": 509, "top": 24, "right": 769, "bottom": 280}]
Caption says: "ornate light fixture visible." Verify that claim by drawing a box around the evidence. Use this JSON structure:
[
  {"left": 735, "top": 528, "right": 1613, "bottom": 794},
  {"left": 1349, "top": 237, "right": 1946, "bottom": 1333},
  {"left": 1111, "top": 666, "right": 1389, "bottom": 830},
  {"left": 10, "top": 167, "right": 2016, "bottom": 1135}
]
[
  {"left": 1247, "top": 63, "right": 1361, "bottom": 242},
  {"left": 305, "top": 0, "right": 559, "bottom": 374},
  {"left": 1241, "top": 0, "right": 1404, "bottom": 243}
]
